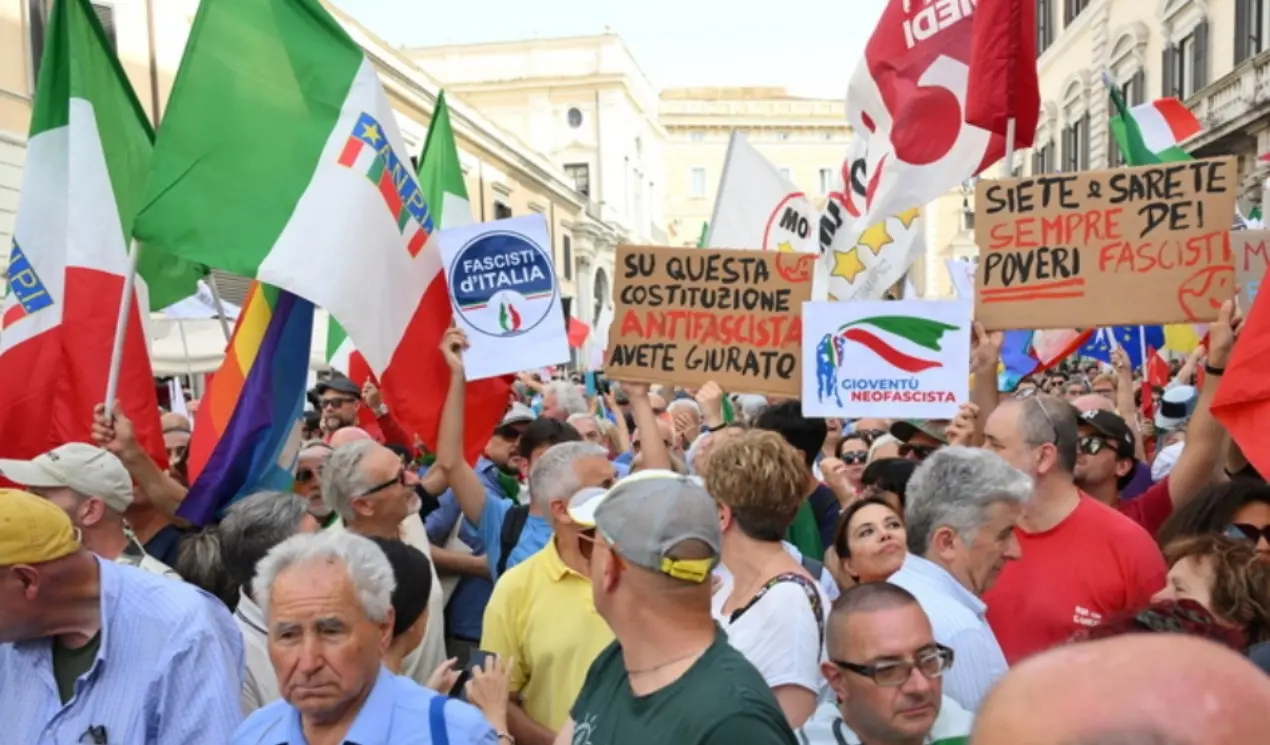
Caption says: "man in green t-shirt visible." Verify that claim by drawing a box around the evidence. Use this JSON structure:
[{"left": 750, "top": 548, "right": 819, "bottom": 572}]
[{"left": 561, "top": 470, "right": 798, "bottom": 745}]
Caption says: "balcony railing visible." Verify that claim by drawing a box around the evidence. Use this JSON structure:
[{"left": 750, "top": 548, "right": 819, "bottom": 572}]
[{"left": 1186, "top": 51, "right": 1270, "bottom": 150}]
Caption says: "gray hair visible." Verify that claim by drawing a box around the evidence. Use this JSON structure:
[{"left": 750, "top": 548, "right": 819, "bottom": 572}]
[
  {"left": 735, "top": 394, "right": 767, "bottom": 424},
  {"left": 905, "top": 446, "right": 1032, "bottom": 556},
  {"left": 528, "top": 441, "right": 608, "bottom": 510},
  {"left": 1014, "top": 395, "right": 1079, "bottom": 473},
  {"left": 567, "top": 412, "right": 599, "bottom": 429},
  {"left": 868, "top": 433, "right": 899, "bottom": 460},
  {"left": 321, "top": 440, "right": 380, "bottom": 522},
  {"left": 668, "top": 399, "right": 701, "bottom": 417},
  {"left": 545, "top": 381, "right": 587, "bottom": 416},
  {"left": 219, "top": 490, "right": 312, "bottom": 593},
  {"left": 253, "top": 530, "right": 396, "bottom": 624}
]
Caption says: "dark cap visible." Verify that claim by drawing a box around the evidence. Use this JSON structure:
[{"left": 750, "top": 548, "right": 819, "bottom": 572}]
[
  {"left": 313, "top": 375, "right": 361, "bottom": 399},
  {"left": 1078, "top": 409, "right": 1135, "bottom": 459}
]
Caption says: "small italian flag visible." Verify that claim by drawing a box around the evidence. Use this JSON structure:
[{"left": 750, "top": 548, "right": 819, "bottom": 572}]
[
  {"left": 498, "top": 301, "right": 522, "bottom": 333},
  {"left": 1105, "top": 72, "right": 1202, "bottom": 165},
  {"left": 837, "top": 315, "right": 960, "bottom": 373}
]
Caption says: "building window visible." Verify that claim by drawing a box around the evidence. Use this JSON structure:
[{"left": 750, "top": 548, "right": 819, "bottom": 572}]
[
  {"left": 1063, "top": 0, "right": 1088, "bottom": 25},
  {"left": 961, "top": 209, "right": 976, "bottom": 232},
  {"left": 28, "top": 1, "right": 117, "bottom": 83},
  {"left": 689, "top": 131, "right": 705, "bottom": 141},
  {"left": 776, "top": 132, "right": 790, "bottom": 141},
  {"left": 563, "top": 163, "right": 590, "bottom": 197},
  {"left": 1164, "top": 21, "right": 1209, "bottom": 99},
  {"left": 1037, "top": 0, "right": 1055, "bottom": 54},
  {"left": 561, "top": 236, "right": 573, "bottom": 281},
  {"left": 567, "top": 107, "right": 584, "bottom": 129},
  {"left": 690, "top": 167, "right": 707, "bottom": 197},
  {"left": 823, "top": 132, "right": 834, "bottom": 141},
  {"left": 778, "top": 167, "right": 792, "bottom": 181},
  {"left": 818, "top": 167, "right": 834, "bottom": 195},
  {"left": 493, "top": 201, "right": 512, "bottom": 219},
  {"left": 1236, "top": 0, "right": 1266, "bottom": 63},
  {"left": 1031, "top": 140, "right": 1056, "bottom": 174},
  {"left": 1061, "top": 115, "right": 1090, "bottom": 172}
]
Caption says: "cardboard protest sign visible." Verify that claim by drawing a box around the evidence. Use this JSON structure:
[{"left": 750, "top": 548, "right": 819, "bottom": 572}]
[
  {"left": 604, "top": 245, "right": 813, "bottom": 397},
  {"left": 440, "top": 214, "right": 569, "bottom": 381},
  {"left": 974, "top": 158, "right": 1238, "bottom": 330},
  {"left": 801, "top": 300, "right": 971, "bottom": 419},
  {"left": 1234, "top": 230, "right": 1270, "bottom": 307}
]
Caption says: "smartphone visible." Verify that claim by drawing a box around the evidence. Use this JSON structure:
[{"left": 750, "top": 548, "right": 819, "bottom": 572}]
[{"left": 449, "top": 650, "right": 496, "bottom": 701}]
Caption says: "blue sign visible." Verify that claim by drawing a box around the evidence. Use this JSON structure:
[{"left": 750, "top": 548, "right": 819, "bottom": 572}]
[{"left": 447, "top": 230, "right": 556, "bottom": 339}]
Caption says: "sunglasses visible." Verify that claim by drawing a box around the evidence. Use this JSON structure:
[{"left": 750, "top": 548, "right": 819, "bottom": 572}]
[
  {"left": 295, "top": 467, "right": 318, "bottom": 483},
  {"left": 320, "top": 396, "right": 357, "bottom": 410},
  {"left": 839, "top": 451, "right": 868, "bottom": 465},
  {"left": 898, "top": 444, "right": 938, "bottom": 462},
  {"left": 1226, "top": 523, "right": 1270, "bottom": 543},
  {"left": 1078, "top": 436, "right": 1109, "bottom": 455},
  {"left": 357, "top": 467, "right": 406, "bottom": 497}
]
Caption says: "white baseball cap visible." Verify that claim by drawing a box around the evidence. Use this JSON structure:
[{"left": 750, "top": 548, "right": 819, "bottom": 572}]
[{"left": 0, "top": 443, "right": 134, "bottom": 512}]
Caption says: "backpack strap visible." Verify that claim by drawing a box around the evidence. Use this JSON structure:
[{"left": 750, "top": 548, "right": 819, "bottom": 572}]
[
  {"left": 429, "top": 694, "right": 450, "bottom": 745},
  {"left": 497, "top": 504, "right": 531, "bottom": 578},
  {"left": 729, "top": 572, "right": 826, "bottom": 650}
]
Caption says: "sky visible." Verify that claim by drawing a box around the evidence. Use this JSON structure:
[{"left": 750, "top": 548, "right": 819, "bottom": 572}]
[{"left": 332, "top": 0, "right": 888, "bottom": 99}]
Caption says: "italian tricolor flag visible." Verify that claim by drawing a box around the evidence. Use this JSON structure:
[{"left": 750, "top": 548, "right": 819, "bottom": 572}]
[
  {"left": 1106, "top": 74, "right": 1202, "bottom": 165},
  {"left": 134, "top": 0, "right": 508, "bottom": 461},
  {"left": 0, "top": 0, "right": 191, "bottom": 462}
]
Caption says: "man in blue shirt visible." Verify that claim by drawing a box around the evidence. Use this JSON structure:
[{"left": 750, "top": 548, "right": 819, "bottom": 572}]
[
  {"left": 0, "top": 488, "right": 244, "bottom": 744},
  {"left": 233, "top": 530, "right": 501, "bottom": 745}
]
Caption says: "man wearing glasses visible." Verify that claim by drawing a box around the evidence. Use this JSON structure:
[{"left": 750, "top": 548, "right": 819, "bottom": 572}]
[
  {"left": 312, "top": 375, "right": 414, "bottom": 453},
  {"left": 799, "top": 583, "right": 973, "bottom": 745}
]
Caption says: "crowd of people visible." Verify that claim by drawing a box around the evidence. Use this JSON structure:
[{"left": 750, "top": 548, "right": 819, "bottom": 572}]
[{"left": 4, "top": 314, "right": 1270, "bottom": 744}]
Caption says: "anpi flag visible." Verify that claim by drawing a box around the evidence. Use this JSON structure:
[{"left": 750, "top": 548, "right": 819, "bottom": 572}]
[
  {"left": 846, "top": 0, "right": 1005, "bottom": 228},
  {"left": 133, "top": 0, "right": 496, "bottom": 460},
  {"left": 0, "top": 0, "right": 168, "bottom": 462}
]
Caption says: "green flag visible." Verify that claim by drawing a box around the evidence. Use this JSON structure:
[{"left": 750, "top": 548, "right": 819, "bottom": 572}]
[{"left": 696, "top": 221, "right": 709, "bottom": 248}]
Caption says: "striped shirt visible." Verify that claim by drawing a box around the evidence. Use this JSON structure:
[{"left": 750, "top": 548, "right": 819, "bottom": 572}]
[
  {"left": 888, "top": 554, "right": 1007, "bottom": 712},
  {"left": 0, "top": 557, "right": 244, "bottom": 744}
]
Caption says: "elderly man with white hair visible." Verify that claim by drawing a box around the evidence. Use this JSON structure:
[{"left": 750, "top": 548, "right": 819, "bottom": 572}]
[
  {"left": 888, "top": 446, "right": 1032, "bottom": 712},
  {"left": 321, "top": 440, "right": 446, "bottom": 689},
  {"left": 231, "top": 531, "right": 505, "bottom": 745},
  {"left": 541, "top": 380, "right": 587, "bottom": 421}
]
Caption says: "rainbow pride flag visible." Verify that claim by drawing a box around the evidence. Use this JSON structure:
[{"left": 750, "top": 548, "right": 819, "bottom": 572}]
[{"left": 177, "top": 283, "right": 314, "bottom": 525}]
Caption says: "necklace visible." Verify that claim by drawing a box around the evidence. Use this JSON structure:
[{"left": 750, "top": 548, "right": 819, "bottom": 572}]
[{"left": 626, "top": 645, "right": 709, "bottom": 676}]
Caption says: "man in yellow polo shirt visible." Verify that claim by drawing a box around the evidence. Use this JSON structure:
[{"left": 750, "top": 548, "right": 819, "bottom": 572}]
[{"left": 479, "top": 440, "right": 617, "bottom": 745}]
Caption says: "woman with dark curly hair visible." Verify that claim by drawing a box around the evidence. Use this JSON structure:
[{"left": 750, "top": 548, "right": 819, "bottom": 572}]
[
  {"left": 1152, "top": 534, "right": 1270, "bottom": 646},
  {"left": 1154, "top": 480, "right": 1270, "bottom": 556}
]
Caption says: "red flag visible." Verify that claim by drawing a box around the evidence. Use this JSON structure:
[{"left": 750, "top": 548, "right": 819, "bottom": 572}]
[
  {"left": 965, "top": 0, "right": 1040, "bottom": 148},
  {"left": 1212, "top": 293, "right": 1270, "bottom": 476},
  {"left": 1146, "top": 347, "right": 1171, "bottom": 389},
  {"left": 567, "top": 317, "right": 590, "bottom": 349}
]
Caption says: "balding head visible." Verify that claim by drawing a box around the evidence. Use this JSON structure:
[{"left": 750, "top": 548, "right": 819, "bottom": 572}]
[
  {"left": 328, "top": 427, "right": 372, "bottom": 448},
  {"left": 974, "top": 635, "right": 1270, "bottom": 745},
  {"left": 1072, "top": 393, "right": 1115, "bottom": 414}
]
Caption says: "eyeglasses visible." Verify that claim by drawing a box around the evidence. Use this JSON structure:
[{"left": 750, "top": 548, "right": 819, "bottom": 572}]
[
  {"left": 832, "top": 644, "right": 954, "bottom": 687},
  {"left": 320, "top": 396, "right": 357, "bottom": 410},
  {"left": 1077, "top": 436, "right": 1109, "bottom": 456},
  {"left": 839, "top": 451, "right": 868, "bottom": 465},
  {"left": 1031, "top": 396, "right": 1058, "bottom": 444},
  {"left": 357, "top": 467, "right": 406, "bottom": 497},
  {"left": 1226, "top": 523, "right": 1270, "bottom": 543},
  {"left": 295, "top": 467, "right": 320, "bottom": 483},
  {"left": 577, "top": 527, "right": 597, "bottom": 562},
  {"left": 898, "top": 444, "right": 938, "bottom": 462}
]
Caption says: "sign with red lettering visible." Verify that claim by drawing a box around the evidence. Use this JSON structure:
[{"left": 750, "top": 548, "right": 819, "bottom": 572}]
[
  {"left": 1234, "top": 230, "right": 1270, "bottom": 308},
  {"left": 973, "top": 158, "right": 1238, "bottom": 330},
  {"left": 604, "top": 245, "right": 812, "bottom": 397}
]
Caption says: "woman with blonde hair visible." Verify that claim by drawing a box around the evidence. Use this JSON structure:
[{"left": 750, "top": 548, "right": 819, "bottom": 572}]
[{"left": 706, "top": 429, "right": 829, "bottom": 729}]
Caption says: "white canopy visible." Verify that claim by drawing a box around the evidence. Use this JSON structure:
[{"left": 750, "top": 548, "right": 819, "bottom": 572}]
[{"left": 148, "top": 309, "right": 334, "bottom": 376}]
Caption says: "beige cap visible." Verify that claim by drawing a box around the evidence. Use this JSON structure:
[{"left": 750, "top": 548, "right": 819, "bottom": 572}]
[{"left": 0, "top": 443, "right": 134, "bottom": 512}]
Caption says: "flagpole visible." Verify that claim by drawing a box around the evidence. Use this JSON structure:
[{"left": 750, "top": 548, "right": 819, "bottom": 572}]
[
  {"left": 1003, "top": 118, "right": 1017, "bottom": 176},
  {"left": 206, "top": 275, "right": 233, "bottom": 343},
  {"left": 176, "top": 318, "right": 194, "bottom": 381},
  {"left": 104, "top": 241, "right": 142, "bottom": 417},
  {"left": 1138, "top": 325, "right": 1149, "bottom": 379}
]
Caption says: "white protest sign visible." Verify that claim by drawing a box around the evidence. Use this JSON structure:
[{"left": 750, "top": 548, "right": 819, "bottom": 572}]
[
  {"left": 439, "top": 214, "right": 569, "bottom": 381},
  {"left": 801, "top": 299, "right": 972, "bottom": 419},
  {"left": 946, "top": 258, "right": 976, "bottom": 300}
]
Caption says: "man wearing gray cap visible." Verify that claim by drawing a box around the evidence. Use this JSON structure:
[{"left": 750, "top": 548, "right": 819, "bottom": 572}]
[
  {"left": 0, "top": 443, "right": 178, "bottom": 578},
  {"left": 559, "top": 470, "right": 798, "bottom": 745}
]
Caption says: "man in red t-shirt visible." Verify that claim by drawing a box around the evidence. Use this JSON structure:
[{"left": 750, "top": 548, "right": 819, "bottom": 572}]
[{"left": 981, "top": 394, "right": 1166, "bottom": 664}]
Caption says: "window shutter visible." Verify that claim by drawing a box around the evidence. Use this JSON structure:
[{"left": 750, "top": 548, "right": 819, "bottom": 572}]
[
  {"left": 1193, "top": 20, "right": 1210, "bottom": 91},
  {"left": 1162, "top": 45, "right": 1177, "bottom": 98},
  {"left": 27, "top": 0, "right": 49, "bottom": 85},
  {"left": 1081, "top": 112, "right": 1091, "bottom": 170},
  {"left": 1236, "top": 0, "right": 1251, "bottom": 64},
  {"left": 90, "top": 2, "right": 117, "bottom": 51},
  {"left": 1131, "top": 69, "right": 1147, "bottom": 105}
]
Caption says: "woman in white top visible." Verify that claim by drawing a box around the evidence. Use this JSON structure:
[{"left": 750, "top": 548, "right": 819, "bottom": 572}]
[{"left": 704, "top": 429, "right": 830, "bottom": 729}]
